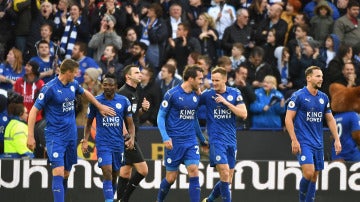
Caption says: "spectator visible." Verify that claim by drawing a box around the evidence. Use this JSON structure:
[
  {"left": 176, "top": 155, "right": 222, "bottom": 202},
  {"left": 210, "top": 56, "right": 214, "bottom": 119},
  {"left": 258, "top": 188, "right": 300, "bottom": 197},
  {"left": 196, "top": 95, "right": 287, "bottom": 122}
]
[
  {"left": 97, "top": 44, "right": 124, "bottom": 88},
  {"left": 135, "top": 3, "right": 168, "bottom": 73},
  {"left": 71, "top": 42, "right": 99, "bottom": 84},
  {"left": 90, "top": 0, "right": 127, "bottom": 36},
  {"left": 166, "top": 22, "right": 201, "bottom": 76},
  {"left": 0, "top": 0, "right": 15, "bottom": 63},
  {"left": 245, "top": 46, "right": 278, "bottom": 89},
  {"left": 119, "top": 27, "right": 138, "bottom": 64},
  {"left": 333, "top": 0, "right": 360, "bottom": 46},
  {"left": 248, "top": 0, "right": 268, "bottom": 30},
  {"left": 52, "top": 0, "right": 69, "bottom": 42},
  {"left": 0, "top": 48, "right": 25, "bottom": 90},
  {"left": 287, "top": 12, "right": 309, "bottom": 43},
  {"left": 34, "top": 24, "right": 61, "bottom": 61},
  {"left": 207, "top": 0, "right": 236, "bottom": 41},
  {"left": 340, "top": 62, "right": 360, "bottom": 87},
  {"left": 186, "top": 0, "right": 209, "bottom": 30},
  {"left": 233, "top": 65, "right": 256, "bottom": 129},
  {"left": 124, "top": 41, "right": 149, "bottom": 71},
  {"left": 310, "top": 1, "right": 334, "bottom": 45},
  {"left": 13, "top": 61, "right": 44, "bottom": 123},
  {"left": 13, "top": 0, "right": 31, "bottom": 54},
  {"left": 287, "top": 24, "right": 312, "bottom": 59},
  {"left": 322, "top": 43, "right": 353, "bottom": 96},
  {"left": 290, "top": 39, "right": 325, "bottom": 90},
  {"left": 60, "top": 3, "right": 90, "bottom": 59},
  {"left": 0, "top": 93, "right": 8, "bottom": 154},
  {"left": 187, "top": 51, "right": 201, "bottom": 65},
  {"left": 250, "top": 75, "right": 285, "bottom": 128},
  {"left": 24, "top": 0, "right": 55, "bottom": 62},
  {"left": 263, "top": 28, "right": 278, "bottom": 70},
  {"left": 255, "top": 3, "right": 288, "bottom": 46},
  {"left": 281, "top": 0, "right": 302, "bottom": 45},
  {"left": 165, "top": 3, "right": 188, "bottom": 39},
  {"left": 138, "top": 67, "right": 161, "bottom": 126},
  {"left": 123, "top": 0, "right": 150, "bottom": 27},
  {"left": 229, "top": 43, "right": 246, "bottom": 70},
  {"left": 320, "top": 34, "right": 340, "bottom": 69},
  {"left": 157, "top": 58, "right": 183, "bottom": 82},
  {"left": 303, "top": 0, "right": 340, "bottom": 20},
  {"left": 197, "top": 54, "right": 212, "bottom": 91},
  {"left": 221, "top": 8, "right": 253, "bottom": 57},
  {"left": 3, "top": 97, "right": 34, "bottom": 159},
  {"left": 30, "top": 40, "right": 57, "bottom": 84},
  {"left": 193, "top": 12, "right": 219, "bottom": 66},
  {"left": 274, "top": 46, "right": 294, "bottom": 97},
  {"left": 76, "top": 67, "right": 103, "bottom": 126},
  {"left": 158, "top": 63, "right": 182, "bottom": 97},
  {"left": 88, "top": 14, "right": 123, "bottom": 61}
]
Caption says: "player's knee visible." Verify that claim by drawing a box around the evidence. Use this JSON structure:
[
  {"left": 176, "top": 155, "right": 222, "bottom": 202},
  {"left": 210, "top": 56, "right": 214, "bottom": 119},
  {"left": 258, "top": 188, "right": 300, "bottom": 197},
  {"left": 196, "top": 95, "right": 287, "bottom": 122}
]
[
  {"left": 52, "top": 166, "right": 65, "bottom": 177},
  {"left": 120, "top": 166, "right": 132, "bottom": 178},
  {"left": 165, "top": 172, "right": 178, "bottom": 184},
  {"left": 102, "top": 168, "right": 113, "bottom": 180},
  {"left": 303, "top": 170, "right": 315, "bottom": 180},
  {"left": 137, "top": 162, "right": 148, "bottom": 176}
]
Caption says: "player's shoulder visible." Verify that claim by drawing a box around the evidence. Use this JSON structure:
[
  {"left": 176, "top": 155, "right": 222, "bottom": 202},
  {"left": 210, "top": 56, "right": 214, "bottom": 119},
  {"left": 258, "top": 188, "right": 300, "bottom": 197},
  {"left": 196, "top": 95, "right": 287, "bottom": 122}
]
[{"left": 227, "top": 86, "right": 241, "bottom": 94}]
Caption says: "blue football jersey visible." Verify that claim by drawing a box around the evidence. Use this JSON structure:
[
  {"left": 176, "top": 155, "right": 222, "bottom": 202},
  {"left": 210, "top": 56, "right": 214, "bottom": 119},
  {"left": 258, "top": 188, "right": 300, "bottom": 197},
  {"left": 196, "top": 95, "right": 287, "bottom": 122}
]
[
  {"left": 200, "top": 87, "right": 244, "bottom": 145},
  {"left": 287, "top": 87, "right": 331, "bottom": 149},
  {"left": 332, "top": 112, "right": 360, "bottom": 160},
  {"left": 34, "top": 77, "right": 84, "bottom": 139},
  {"left": 88, "top": 94, "right": 132, "bottom": 152},
  {"left": 159, "top": 85, "right": 199, "bottom": 144},
  {"left": 0, "top": 111, "right": 9, "bottom": 142}
]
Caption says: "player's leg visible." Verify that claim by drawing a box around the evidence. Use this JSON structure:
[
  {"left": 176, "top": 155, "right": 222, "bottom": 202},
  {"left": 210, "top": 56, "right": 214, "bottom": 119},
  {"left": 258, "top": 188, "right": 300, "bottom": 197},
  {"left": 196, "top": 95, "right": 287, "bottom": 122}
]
[
  {"left": 52, "top": 166, "right": 65, "bottom": 202},
  {"left": 297, "top": 146, "right": 316, "bottom": 202},
  {"left": 216, "top": 164, "right": 231, "bottom": 202},
  {"left": 101, "top": 165, "right": 114, "bottom": 202},
  {"left": 122, "top": 143, "right": 148, "bottom": 202},
  {"left": 186, "top": 164, "right": 201, "bottom": 202},
  {"left": 157, "top": 170, "right": 178, "bottom": 202},
  {"left": 306, "top": 149, "right": 324, "bottom": 202}
]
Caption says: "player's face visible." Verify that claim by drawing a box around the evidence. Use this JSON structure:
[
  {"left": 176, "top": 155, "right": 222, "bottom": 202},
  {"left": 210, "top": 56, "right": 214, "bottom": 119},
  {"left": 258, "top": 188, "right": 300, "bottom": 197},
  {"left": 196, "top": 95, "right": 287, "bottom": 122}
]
[
  {"left": 102, "top": 78, "right": 116, "bottom": 98},
  {"left": 191, "top": 70, "right": 203, "bottom": 91},
  {"left": 308, "top": 69, "right": 323, "bottom": 89},
  {"left": 211, "top": 72, "right": 226, "bottom": 92},
  {"left": 65, "top": 68, "right": 79, "bottom": 82}
]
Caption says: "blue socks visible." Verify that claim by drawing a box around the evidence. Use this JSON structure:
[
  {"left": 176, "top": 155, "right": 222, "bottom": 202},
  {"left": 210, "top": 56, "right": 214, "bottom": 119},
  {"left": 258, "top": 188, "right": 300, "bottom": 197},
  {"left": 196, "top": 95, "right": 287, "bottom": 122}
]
[
  {"left": 299, "top": 177, "right": 310, "bottom": 202},
  {"left": 103, "top": 180, "right": 113, "bottom": 201},
  {"left": 189, "top": 176, "right": 200, "bottom": 202},
  {"left": 306, "top": 181, "right": 316, "bottom": 202},
  {"left": 52, "top": 176, "right": 64, "bottom": 202},
  {"left": 220, "top": 181, "right": 231, "bottom": 202},
  {"left": 207, "top": 181, "right": 221, "bottom": 202},
  {"left": 157, "top": 178, "right": 171, "bottom": 202}
]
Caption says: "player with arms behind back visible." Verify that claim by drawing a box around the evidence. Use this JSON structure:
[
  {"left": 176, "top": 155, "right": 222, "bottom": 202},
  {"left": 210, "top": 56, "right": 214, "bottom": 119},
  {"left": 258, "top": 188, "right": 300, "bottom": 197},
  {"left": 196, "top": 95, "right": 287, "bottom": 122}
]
[{"left": 285, "top": 66, "right": 341, "bottom": 202}]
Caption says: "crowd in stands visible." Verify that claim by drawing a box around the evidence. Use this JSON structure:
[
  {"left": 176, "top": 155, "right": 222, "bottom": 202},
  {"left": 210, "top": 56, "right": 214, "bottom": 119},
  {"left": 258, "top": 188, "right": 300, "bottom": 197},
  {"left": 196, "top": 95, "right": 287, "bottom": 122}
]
[{"left": 1, "top": 0, "right": 360, "bottom": 158}]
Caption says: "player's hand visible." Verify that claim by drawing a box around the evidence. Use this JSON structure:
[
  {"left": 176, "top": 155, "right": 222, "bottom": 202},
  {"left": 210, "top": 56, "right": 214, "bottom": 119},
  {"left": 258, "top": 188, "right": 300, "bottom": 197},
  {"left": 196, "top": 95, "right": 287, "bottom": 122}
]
[
  {"left": 164, "top": 139, "right": 173, "bottom": 150},
  {"left": 125, "top": 134, "right": 135, "bottom": 150},
  {"left": 81, "top": 139, "right": 89, "bottom": 153},
  {"left": 291, "top": 140, "right": 301, "bottom": 155},
  {"left": 200, "top": 140, "right": 209, "bottom": 153},
  {"left": 334, "top": 139, "right": 342, "bottom": 155},
  {"left": 27, "top": 135, "right": 36, "bottom": 152},
  {"left": 100, "top": 104, "right": 116, "bottom": 117},
  {"left": 213, "top": 94, "right": 228, "bottom": 105}
]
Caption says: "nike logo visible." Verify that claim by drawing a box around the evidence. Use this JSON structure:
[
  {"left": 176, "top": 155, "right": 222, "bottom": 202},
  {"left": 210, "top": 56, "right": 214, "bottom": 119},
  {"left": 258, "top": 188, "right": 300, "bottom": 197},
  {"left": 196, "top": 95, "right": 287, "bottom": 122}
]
[
  {"left": 53, "top": 189, "right": 61, "bottom": 192},
  {"left": 57, "top": 90, "right": 62, "bottom": 93},
  {"left": 305, "top": 98, "right": 310, "bottom": 102}
]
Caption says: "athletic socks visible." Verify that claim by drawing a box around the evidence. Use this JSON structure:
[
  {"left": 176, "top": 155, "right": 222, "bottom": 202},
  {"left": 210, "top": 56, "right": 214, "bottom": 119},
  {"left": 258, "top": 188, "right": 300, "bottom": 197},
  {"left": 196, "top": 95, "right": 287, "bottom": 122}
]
[
  {"left": 52, "top": 176, "right": 64, "bottom": 202},
  {"left": 207, "top": 181, "right": 221, "bottom": 202},
  {"left": 189, "top": 176, "right": 200, "bottom": 202},
  {"left": 122, "top": 172, "right": 145, "bottom": 202},
  {"left": 157, "top": 178, "right": 171, "bottom": 202},
  {"left": 299, "top": 177, "right": 311, "bottom": 202},
  {"left": 117, "top": 177, "right": 129, "bottom": 200},
  {"left": 306, "top": 181, "right": 316, "bottom": 202},
  {"left": 103, "top": 180, "right": 113, "bottom": 201},
  {"left": 220, "top": 181, "right": 231, "bottom": 202}
]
